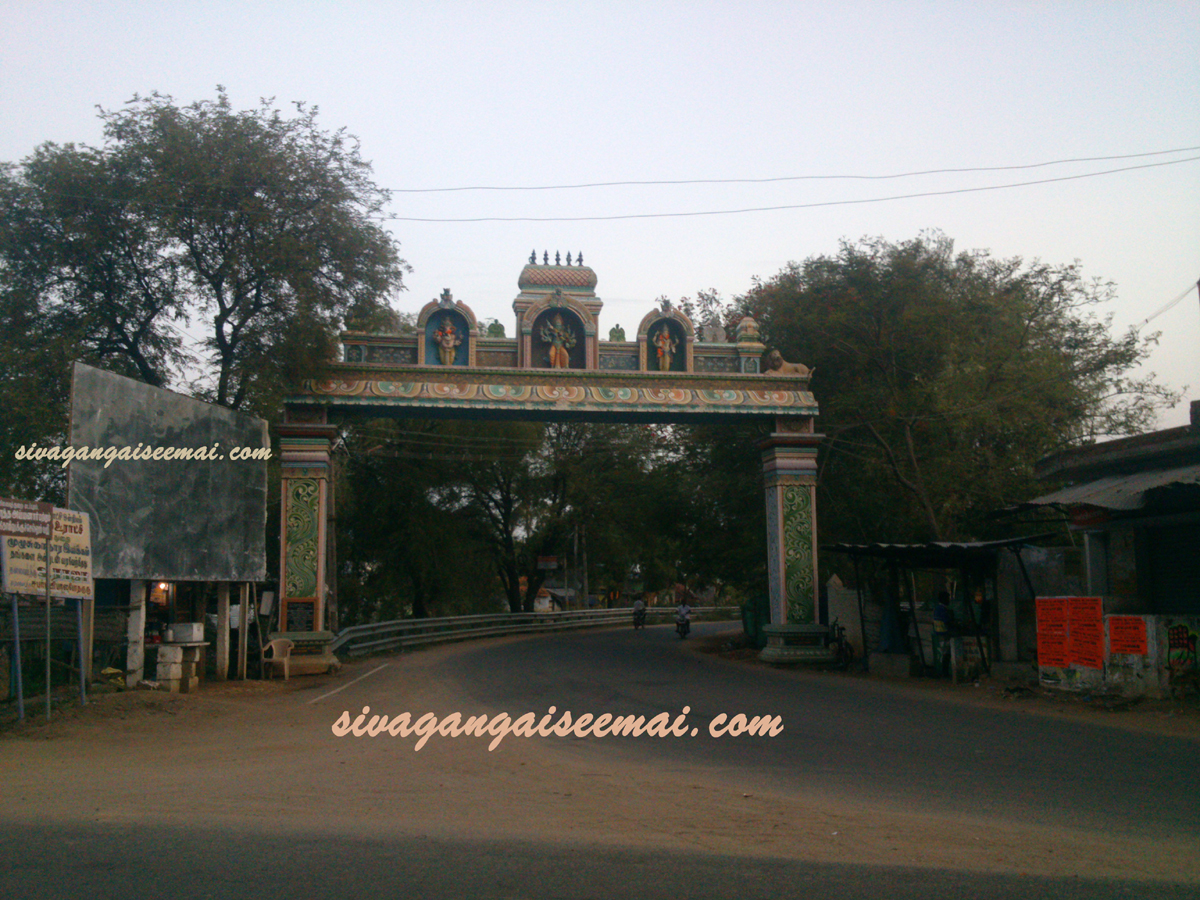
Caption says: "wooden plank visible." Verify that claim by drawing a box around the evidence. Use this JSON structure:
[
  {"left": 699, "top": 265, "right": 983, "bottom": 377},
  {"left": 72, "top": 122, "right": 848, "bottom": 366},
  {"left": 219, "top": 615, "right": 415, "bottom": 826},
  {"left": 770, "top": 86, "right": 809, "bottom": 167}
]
[
  {"left": 83, "top": 597, "right": 94, "bottom": 684},
  {"left": 237, "top": 583, "right": 249, "bottom": 679},
  {"left": 215, "top": 582, "right": 230, "bottom": 681},
  {"left": 126, "top": 580, "right": 146, "bottom": 688}
]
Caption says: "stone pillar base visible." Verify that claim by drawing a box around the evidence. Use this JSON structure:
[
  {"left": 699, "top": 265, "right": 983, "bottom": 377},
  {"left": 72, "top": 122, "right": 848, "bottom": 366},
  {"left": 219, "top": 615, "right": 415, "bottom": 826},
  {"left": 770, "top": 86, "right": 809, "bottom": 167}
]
[{"left": 758, "top": 624, "right": 836, "bottom": 665}]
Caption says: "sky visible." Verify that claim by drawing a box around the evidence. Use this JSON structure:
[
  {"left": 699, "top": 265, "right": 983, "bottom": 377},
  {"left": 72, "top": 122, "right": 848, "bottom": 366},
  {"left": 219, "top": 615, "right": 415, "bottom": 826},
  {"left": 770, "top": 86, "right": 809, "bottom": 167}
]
[{"left": 3, "top": 1, "right": 1198, "bottom": 426}]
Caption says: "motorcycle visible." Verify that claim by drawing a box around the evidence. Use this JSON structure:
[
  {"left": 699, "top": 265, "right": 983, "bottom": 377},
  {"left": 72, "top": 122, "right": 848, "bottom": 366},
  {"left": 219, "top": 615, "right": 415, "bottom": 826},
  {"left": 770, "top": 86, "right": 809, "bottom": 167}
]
[
  {"left": 632, "top": 607, "right": 646, "bottom": 630},
  {"left": 826, "top": 617, "right": 854, "bottom": 670},
  {"left": 675, "top": 614, "right": 690, "bottom": 639}
]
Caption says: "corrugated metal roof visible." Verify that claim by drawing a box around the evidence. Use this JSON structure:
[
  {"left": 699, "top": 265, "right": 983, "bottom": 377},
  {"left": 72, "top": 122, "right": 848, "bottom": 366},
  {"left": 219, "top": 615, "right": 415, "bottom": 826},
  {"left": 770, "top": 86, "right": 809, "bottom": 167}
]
[
  {"left": 1035, "top": 424, "right": 1199, "bottom": 481},
  {"left": 822, "top": 534, "right": 1057, "bottom": 566},
  {"left": 1028, "top": 463, "right": 1200, "bottom": 511}
]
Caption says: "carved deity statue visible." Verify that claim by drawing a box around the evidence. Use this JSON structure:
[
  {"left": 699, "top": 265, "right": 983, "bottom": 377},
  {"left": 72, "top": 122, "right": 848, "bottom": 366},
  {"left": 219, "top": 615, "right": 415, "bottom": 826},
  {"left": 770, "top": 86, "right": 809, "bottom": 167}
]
[
  {"left": 433, "top": 315, "right": 462, "bottom": 366},
  {"left": 540, "top": 313, "right": 577, "bottom": 368},
  {"left": 609, "top": 324, "right": 626, "bottom": 342},
  {"left": 652, "top": 325, "right": 678, "bottom": 372}
]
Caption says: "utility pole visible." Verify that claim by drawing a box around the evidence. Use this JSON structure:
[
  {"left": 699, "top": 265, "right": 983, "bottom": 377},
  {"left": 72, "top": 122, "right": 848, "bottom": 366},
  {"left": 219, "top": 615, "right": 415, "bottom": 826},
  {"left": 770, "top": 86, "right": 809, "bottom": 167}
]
[
  {"left": 581, "top": 523, "right": 589, "bottom": 609},
  {"left": 572, "top": 524, "right": 579, "bottom": 608}
]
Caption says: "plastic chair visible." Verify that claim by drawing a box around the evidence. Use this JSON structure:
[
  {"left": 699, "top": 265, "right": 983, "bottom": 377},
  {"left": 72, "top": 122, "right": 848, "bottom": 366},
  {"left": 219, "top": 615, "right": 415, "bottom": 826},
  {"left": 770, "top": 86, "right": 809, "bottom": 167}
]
[{"left": 263, "top": 638, "right": 295, "bottom": 681}]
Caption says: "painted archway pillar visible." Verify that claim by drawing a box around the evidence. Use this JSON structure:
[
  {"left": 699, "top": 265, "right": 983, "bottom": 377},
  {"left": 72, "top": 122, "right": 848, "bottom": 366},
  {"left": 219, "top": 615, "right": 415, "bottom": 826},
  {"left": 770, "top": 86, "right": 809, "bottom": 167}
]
[
  {"left": 278, "top": 407, "right": 336, "bottom": 633},
  {"left": 761, "top": 416, "right": 822, "bottom": 626}
]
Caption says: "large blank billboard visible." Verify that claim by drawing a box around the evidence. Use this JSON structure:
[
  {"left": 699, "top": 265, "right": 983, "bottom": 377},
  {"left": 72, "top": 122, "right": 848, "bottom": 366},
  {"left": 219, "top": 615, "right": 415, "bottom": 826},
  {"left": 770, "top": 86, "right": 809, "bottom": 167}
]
[{"left": 67, "top": 363, "right": 268, "bottom": 581}]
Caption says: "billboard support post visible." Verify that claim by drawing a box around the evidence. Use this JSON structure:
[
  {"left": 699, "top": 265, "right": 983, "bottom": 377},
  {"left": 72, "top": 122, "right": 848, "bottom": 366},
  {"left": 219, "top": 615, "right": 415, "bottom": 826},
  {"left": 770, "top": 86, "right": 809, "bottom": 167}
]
[
  {"left": 75, "top": 598, "right": 87, "bottom": 705},
  {"left": 10, "top": 593, "right": 23, "bottom": 720},
  {"left": 44, "top": 535, "right": 51, "bottom": 721}
]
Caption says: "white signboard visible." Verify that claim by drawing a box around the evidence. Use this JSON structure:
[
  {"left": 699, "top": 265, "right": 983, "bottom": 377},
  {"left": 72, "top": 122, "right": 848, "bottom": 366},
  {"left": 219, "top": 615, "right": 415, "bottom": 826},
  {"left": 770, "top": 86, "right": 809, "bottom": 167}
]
[{"left": 1, "top": 506, "right": 93, "bottom": 600}]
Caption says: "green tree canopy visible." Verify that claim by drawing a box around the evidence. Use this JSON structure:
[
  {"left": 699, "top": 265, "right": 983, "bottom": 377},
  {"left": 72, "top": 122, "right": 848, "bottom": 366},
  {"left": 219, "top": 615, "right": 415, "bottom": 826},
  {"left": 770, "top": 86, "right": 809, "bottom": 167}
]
[
  {"left": 333, "top": 418, "right": 718, "bottom": 620},
  {"left": 0, "top": 89, "right": 408, "bottom": 501},
  {"left": 334, "top": 419, "right": 498, "bottom": 623},
  {"left": 96, "top": 89, "right": 409, "bottom": 415},
  {"left": 735, "top": 233, "right": 1178, "bottom": 542}
]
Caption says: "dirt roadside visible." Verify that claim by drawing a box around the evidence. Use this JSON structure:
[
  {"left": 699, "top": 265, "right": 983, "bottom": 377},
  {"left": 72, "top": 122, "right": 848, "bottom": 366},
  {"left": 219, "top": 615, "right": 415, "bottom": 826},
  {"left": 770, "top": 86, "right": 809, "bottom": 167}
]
[
  {"left": 1, "top": 629, "right": 1198, "bottom": 885},
  {"left": 694, "top": 629, "right": 1200, "bottom": 742}
]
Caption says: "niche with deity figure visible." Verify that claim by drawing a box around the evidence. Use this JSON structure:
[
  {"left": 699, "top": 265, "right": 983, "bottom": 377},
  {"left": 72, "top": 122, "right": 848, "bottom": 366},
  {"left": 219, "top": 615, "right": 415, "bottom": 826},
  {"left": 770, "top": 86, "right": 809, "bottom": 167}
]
[
  {"left": 647, "top": 319, "right": 687, "bottom": 372},
  {"left": 531, "top": 308, "right": 586, "bottom": 370},
  {"left": 425, "top": 310, "right": 470, "bottom": 366}
]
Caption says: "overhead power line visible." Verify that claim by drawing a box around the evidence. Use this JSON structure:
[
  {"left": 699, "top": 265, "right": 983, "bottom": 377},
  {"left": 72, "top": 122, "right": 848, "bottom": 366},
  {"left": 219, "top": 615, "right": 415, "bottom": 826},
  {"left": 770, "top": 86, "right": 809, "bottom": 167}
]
[
  {"left": 390, "top": 145, "right": 1200, "bottom": 193},
  {"left": 1137, "top": 280, "right": 1200, "bottom": 330},
  {"left": 19, "top": 145, "right": 1200, "bottom": 223},
  {"left": 387, "top": 155, "right": 1200, "bottom": 223}
]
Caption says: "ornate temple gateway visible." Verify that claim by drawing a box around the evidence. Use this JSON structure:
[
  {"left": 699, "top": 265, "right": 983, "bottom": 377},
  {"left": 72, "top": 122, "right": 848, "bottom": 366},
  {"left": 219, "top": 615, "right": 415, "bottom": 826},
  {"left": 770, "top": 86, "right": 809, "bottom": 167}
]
[{"left": 280, "top": 254, "right": 822, "bottom": 657}]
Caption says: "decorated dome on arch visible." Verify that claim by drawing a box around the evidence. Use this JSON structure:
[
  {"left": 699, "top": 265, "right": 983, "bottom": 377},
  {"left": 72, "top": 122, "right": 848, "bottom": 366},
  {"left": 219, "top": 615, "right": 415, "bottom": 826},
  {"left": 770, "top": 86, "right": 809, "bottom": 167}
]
[
  {"left": 518, "top": 250, "right": 598, "bottom": 292},
  {"left": 735, "top": 316, "right": 761, "bottom": 341}
]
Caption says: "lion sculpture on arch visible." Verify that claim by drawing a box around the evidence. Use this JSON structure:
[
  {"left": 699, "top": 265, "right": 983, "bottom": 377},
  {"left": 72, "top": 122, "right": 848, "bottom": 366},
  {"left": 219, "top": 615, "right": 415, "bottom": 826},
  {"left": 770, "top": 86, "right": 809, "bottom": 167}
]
[{"left": 764, "top": 349, "right": 813, "bottom": 378}]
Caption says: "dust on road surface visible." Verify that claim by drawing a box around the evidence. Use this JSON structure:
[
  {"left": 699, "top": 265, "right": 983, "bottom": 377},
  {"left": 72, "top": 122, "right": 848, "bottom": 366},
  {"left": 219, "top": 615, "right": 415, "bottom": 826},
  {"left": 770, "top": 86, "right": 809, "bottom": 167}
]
[{"left": 2, "top": 630, "right": 1198, "bottom": 885}]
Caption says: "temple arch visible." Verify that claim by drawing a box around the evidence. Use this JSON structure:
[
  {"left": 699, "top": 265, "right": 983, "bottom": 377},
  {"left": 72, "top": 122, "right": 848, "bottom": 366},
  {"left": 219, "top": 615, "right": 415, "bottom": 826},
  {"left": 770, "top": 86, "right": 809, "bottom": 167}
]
[{"left": 283, "top": 253, "right": 820, "bottom": 661}]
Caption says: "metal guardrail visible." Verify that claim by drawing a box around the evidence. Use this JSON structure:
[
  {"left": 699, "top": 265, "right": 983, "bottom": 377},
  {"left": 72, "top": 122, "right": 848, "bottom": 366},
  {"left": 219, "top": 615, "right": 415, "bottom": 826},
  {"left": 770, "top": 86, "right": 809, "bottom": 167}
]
[{"left": 331, "top": 606, "right": 740, "bottom": 658}]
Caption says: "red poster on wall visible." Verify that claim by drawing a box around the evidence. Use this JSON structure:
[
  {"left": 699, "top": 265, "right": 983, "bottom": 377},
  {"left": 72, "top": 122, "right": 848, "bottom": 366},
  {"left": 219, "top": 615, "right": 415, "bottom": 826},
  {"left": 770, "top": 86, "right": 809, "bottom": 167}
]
[
  {"left": 1036, "top": 597, "right": 1070, "bottom": 668},
  {"left": 1108, "top": 616, "right": 1148, "bottom": 656},
  {"left": 1037, "top": 597, "right": 1106, "bottom": 670},
  {"left": 1068, "top": 597, "right": 1104, "bottom": 670}
]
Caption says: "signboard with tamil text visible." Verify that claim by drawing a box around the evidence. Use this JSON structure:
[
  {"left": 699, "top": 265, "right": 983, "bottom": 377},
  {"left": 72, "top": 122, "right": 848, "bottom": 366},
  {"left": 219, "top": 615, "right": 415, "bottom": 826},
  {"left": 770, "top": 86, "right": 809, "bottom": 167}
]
[
  {"left": 0, "top": 502, "right": 93, "bottom": 600},
  {"left": 0, "top": 497, "right": 52, "bottom": 540}
]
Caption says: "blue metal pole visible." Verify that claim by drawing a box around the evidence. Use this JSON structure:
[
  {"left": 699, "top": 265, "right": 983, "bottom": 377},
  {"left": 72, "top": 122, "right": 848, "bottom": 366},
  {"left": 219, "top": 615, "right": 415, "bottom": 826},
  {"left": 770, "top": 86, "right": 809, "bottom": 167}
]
[
  {"left": 11, "top": 593, "right": 23, "bottom": 721},
  {"left": 45, "top": 537, "right": 51, "bottom": 721},
  {"left": 75, "top": 598, "right": 86, "bottom": 706}
]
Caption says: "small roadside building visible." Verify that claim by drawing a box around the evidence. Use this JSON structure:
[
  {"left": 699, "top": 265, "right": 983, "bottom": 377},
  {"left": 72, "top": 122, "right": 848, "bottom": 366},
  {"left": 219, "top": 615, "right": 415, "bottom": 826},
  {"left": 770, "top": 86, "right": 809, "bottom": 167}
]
[
  {"left": 823, "top": 536, "right": 1068, "bottom": 682},
  {"left": 67, "top": 364, "right": 274, "bottom": 690},
  {"left": 1025, "top": 400, "right": 1200, "bottom": 696}
]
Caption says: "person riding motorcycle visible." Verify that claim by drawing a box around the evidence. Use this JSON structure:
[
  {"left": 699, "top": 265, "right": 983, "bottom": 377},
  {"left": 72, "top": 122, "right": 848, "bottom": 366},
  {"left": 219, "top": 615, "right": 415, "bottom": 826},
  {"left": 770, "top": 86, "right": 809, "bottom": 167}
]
[
  {"left": 675, "top": 600, "right": 692, "bottom": 638},
  {"left": 632, "top": 596, "right": 647, "bottom": 629}
]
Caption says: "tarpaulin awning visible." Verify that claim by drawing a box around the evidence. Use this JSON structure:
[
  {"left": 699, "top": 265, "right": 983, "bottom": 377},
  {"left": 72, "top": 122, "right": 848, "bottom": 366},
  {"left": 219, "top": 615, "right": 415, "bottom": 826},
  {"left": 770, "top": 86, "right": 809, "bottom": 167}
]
[{"left": 821, "top": 535, "right": 1056, "bottom": 568}]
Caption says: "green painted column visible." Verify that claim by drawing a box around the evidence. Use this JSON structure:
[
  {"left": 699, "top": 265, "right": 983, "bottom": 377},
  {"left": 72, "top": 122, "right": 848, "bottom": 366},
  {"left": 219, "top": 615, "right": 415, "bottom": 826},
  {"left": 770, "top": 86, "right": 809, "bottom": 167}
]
[
  {"left": 278, "top": 411, "right": 337, "bottom": 633},
  {"left": 761, "top": 419, "right": 821, "bottom": 626}
]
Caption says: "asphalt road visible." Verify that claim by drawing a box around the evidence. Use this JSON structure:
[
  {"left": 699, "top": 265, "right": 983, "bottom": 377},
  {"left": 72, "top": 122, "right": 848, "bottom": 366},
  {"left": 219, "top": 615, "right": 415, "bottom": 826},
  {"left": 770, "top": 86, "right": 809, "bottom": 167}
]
[
  {"left": 3, "top": 621, "right": 1198, "bottom": 899},
  {"left": 4, "top": 822, "right": 1199, "bottom": 900},
  {"left": 445, "top": 621, "right": 1200, "bottom": 837}
]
